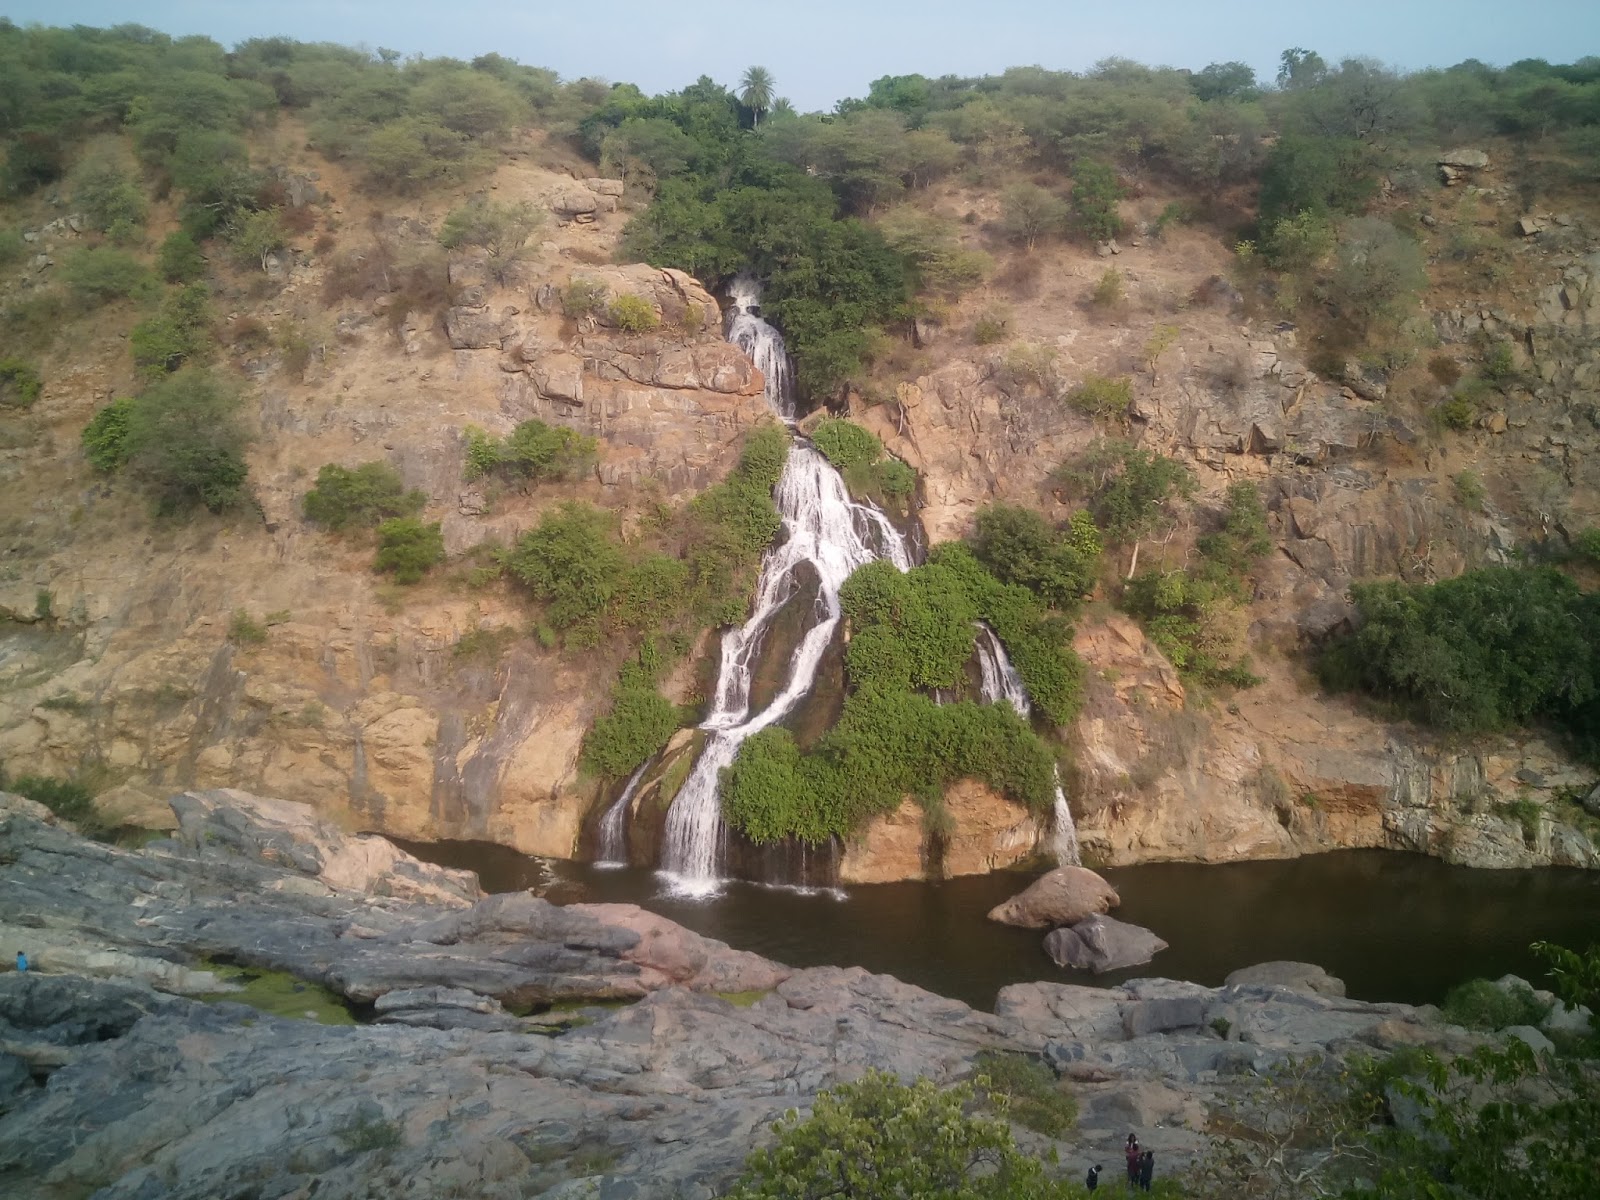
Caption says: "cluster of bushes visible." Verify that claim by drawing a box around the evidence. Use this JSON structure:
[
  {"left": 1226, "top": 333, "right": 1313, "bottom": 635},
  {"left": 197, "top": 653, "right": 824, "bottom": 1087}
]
[
  {"left": 807, "top": 417, "right": 915, "bottom": 511},
  {"left": 0, "top": 358, "right": 43, "bottom": 409},
  {"left": 968, "top": 505, "right": 1100, "bottom": 614},
  {"left": 463, "top": 420, "right": 597, "bottom": 486},
  {"left": 80, "top": 370, "right": 251, "bottom": 514},
  {"left": 721, "top": 689, "right": 1055, "bottom": 844},
  {"left": 301, "top": 460, "right": 443, "bottom": 584},
  {"left": 1118, "top": 481, "right": 1272, "bottom": 687},
  {"left": 303, "top": 462, "right": 425, "bottom": 531},
  {"left": 717, "top": 527, "right": 1088, "bottom": 845},
  {"left": 580, "top": 649, "right": 689, "bottom": 779},
  {"left": 1319, "top": 566, "right": 1600, "bottom": 765},
  {"left": 492, "top": 426, "right": 788, "bottom": 648}
]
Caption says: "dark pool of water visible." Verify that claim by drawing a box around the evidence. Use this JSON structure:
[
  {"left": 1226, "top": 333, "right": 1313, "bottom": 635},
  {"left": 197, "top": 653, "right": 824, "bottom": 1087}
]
[{"left": 396, "top": 838, "right": 1600, "bottom": 1012}]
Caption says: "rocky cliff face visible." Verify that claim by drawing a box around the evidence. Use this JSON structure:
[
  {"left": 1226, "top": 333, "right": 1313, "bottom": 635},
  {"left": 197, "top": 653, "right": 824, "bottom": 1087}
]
[
  {"left": 1, "top": 144, "right": 1596, "bottom": 877},
  {"left": 851, "top": 182, "right": 1600, "bottom": 871},
  {"left": 0, "top": 156, "right": 767, "bottom": 859}
]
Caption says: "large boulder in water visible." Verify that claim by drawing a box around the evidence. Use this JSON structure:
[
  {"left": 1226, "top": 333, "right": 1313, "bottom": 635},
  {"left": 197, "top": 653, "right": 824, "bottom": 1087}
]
[
  {"left": 988, "top": 866, "right": 1120, "bottom": 929},
  {"left": 1224, "top": 961, "right": 1346, "bottom": 997},
  {"left": 1044, "top": 915, "right": 1167, "bottom": 974}
]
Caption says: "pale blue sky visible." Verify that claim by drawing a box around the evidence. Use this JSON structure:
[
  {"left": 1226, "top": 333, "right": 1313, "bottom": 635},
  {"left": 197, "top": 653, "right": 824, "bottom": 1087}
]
[{"left": 4, "top": 1, "right": 1598, "bottom": 110}]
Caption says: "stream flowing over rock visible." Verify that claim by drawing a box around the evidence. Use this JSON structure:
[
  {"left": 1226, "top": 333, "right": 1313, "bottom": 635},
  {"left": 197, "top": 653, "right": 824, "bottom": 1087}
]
[{"left": 0, "top": 789, "right": 1537, "bottom": 1198}]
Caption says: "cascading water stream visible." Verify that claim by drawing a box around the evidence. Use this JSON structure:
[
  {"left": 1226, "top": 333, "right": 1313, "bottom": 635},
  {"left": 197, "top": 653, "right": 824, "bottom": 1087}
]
[
  {"left": 594, "top": 760, "right": 650, "bottom": 868},
  {"left": 975, "top": 626, "right": 1081, "bottom": 867},
  {"left": 658, "top": 280, "right": 912, "bottom": 897}
]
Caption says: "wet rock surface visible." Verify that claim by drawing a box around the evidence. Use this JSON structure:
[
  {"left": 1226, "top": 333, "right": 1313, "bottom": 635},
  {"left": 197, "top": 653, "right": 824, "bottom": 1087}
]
[{"left": 0, "top": 791, "right": 1510, "bottom": 1198}]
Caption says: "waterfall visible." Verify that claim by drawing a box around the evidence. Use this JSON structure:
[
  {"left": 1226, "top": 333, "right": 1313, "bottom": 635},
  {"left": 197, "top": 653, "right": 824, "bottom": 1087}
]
[
  {"left": 727, "top": 274, "right": 795, "bottom": 420},
  {"left": 975, "top": 625, "right": 1081, "bottom": 868},
  {"left": 658, "top": 281, "right": 912, "bottom": 897},
  {"left": 594, "top": 759, "right": 650, "bottom": 868}
]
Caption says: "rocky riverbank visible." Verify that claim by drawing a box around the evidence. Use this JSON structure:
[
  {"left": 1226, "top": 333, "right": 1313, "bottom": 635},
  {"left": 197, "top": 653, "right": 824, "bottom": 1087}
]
[{"left": 0, "top": 790, "right": 1574, "bottom": 1199}]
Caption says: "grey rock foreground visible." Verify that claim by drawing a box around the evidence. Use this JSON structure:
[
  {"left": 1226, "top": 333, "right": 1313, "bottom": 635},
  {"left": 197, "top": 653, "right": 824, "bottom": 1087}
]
[{"left": 0, "top": 790, "right": 1496, "bottom": 1198}]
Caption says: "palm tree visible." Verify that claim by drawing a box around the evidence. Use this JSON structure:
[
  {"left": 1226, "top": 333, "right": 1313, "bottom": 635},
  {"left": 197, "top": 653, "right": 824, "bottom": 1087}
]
[{"left": 739, "top": 66, "right": 775, "bottom": 129}]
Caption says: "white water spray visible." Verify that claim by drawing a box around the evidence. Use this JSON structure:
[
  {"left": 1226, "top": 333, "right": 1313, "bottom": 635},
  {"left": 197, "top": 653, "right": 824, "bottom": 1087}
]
[
  {"left": 594, "top": 760, "right": 650, "bottom": 868},
  {"left": 658, "top": 282, "right": 912, "bottom": 897},
  {"left": 975, "top": 626, "right": 1081, "bottom": 867}
]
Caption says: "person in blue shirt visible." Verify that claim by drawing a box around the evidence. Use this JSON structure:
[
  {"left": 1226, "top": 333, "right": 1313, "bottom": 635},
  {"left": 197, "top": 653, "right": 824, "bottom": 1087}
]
[{"left": 14, "top": 951, "right": 26, "bottom": 972}]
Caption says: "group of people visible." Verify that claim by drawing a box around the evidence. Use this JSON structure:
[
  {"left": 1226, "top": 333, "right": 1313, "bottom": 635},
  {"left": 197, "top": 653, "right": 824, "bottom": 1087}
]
[{"left": 1083, "top": 1135, "right": 1155, "bottom": 1193}]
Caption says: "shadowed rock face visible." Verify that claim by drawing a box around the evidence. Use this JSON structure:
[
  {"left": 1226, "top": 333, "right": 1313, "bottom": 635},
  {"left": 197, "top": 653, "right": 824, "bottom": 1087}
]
[{"left": 0, "top": 790, "right": 1517, "bottom": 1198}]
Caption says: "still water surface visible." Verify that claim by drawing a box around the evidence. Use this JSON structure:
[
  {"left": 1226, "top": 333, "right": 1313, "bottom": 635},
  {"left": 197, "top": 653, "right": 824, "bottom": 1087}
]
[{"left": 396, "top": 839, "right": 1600, "bottom": 1012}]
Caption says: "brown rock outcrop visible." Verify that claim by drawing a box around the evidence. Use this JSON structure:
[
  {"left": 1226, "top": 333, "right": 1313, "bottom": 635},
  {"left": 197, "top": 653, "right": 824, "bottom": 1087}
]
[{"left": 987, "top": 866, "right": 1121, "bottom": 929}]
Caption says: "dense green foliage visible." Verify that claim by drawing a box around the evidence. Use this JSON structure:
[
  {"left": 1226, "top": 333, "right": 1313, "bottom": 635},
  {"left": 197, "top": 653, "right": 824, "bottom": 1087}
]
[
  {"left": 608, "top": 292, "right": 659, "bottom": 332},
  {"left": 501, "top": 426, "right": 789, "bottom": 647},
  {"left": 156, "top": 230, "right": 207, "bottom": 282},
  {"left": 1440, "top": 978, "right": 1552, "bottom": 1031},
  {"left": 971, "top": 1051, "right": 1079, "bottom": 1138},
  {"left": 130, "top": 283, "right": 214, "bottom": 377},
  {"left": 80, "top": 397, "right": 134, "bottom": 471},
  {"left": 373, "top": 518, "right": 444, "bottom": 584},
  {"left": 1320, "top": 567, "right": 1600, "bottom": 764},
  {"left": 929, "top": 541, "right": 1088, "bottom": 728},
  {"left": 722, "top": 690, "right": 1054, "bottom": 845},
  {"left": 1117, "top": 482, "right": 1271, "bottom": 687},
  {"left": 808, "top": 418, "right": 917, "bottom": 509},
  {"left": 59, "top": 246, "right": 156, "bottom": 304},
  {"left": 725, "top": 1069, "right": 1077, "bottom": 1199},
  {"left": 112, "top": 370, "right": 251, "bottom": 514},
  {"left": 463, "top": 420, "right": 598, "bottom": 485},
  {"left": 604, "top": 78, "right": 909, "bottom": 399},
  {"left": 581, "top": 656, "right": 685, "bottom": 779},
  {"left": 722, "top": 531, "right": 1087, "bottom": 845},
  {"left": 303, "top": 462, "right": 425, "bottom": 532},
  {"left": 969, "top": 505, "right": 1100, "bottom": 613},
  {"left": 0, "top": 358, "right": 43, "bottom": 408}
]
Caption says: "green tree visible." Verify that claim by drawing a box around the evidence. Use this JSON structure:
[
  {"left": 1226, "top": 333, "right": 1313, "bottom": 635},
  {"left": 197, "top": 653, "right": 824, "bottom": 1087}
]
[
  {"left": 1000, "top": 183, "right": 1068, "bottom": 250},
  {"left": 156, "top": 229, "right": 207, "bottom": 283},
  {"left": 81, "top": 397, "right": 135, "bottom": 472},
  {"left": 1324, "top": 217, "right": 1427, "bottom": 333},
  {"left": 1069, "top": 160, "right": 1124, "bottom": 243},
  {"left": 374, "top": 518, "right": 445, "bottom": 584},
  {"left": 971, "top": 505, "right": 1100, "bottom": 612},
  {"left": 59, "top": 246, "right": 157, "bottom": 305},
  {"left": 303, "top": 462, "right": 425, "bottom": 531},
  {"left": 438, "top": 197, "right": 541, "bottom": 285},
  {"left": 130, "top": 283, "right": 214, "bottom": 377},
  {"left": 123, "top": 369, "right": 251, "bottom": 514},
  {"left": 1065, "top": 439, "right": 1196, "bottom": 577},
  {"left": 228, "top": 207, "right": 287, "bottom": 272},
  {"left": 0, "top": 359, "right": 43, "bottom": 410},
  {"left": 739, "top": 65, "right": 775, "bottom": 128}
]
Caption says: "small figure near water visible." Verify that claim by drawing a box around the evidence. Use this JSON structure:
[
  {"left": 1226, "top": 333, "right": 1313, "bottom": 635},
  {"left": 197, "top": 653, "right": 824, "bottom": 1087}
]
[
  {"left": 1138, "top": 1149, "right": 1155, "bottom": 1192},
  {"left": 1086, "top": 1163, "right": 1101, "bottom": 1191},
  {"left": 14, "top": 950, "right": 27, "bottom": 972},
  {"left": 1124, "top": 1134, "right": 1140, "bottom": 1189}
]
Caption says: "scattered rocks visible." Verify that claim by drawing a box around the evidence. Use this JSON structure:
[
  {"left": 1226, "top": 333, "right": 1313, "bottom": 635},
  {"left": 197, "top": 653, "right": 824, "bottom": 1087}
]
[
  {"left": 1044, "top": 915, "right": 1168, "bottom": 974},
  {"left": 988, "top": 866, "right": 1121, "bottom": 929}
]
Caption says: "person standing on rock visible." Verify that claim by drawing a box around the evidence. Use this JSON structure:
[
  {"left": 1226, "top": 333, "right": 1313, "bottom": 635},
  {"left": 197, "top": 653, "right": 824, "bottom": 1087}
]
[
  {"left": 14, "top": 951, "right": 25, "bottom": 973},
  {"left": 1139, "top": 1149, "right": 1154, "bottom": 1192},
  {"left": 1086, "top": 1163, "right": 1101, "bottom": 1191},
  {"left": 1125, "top": 1135, "right": 1140, "bottom": 1189}
]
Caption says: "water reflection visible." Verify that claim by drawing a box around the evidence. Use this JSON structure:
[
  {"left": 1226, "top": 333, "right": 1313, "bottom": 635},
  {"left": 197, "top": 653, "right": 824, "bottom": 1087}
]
[{"left": 394, "top": 838, "right": 1600, "bottom": 1012}]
